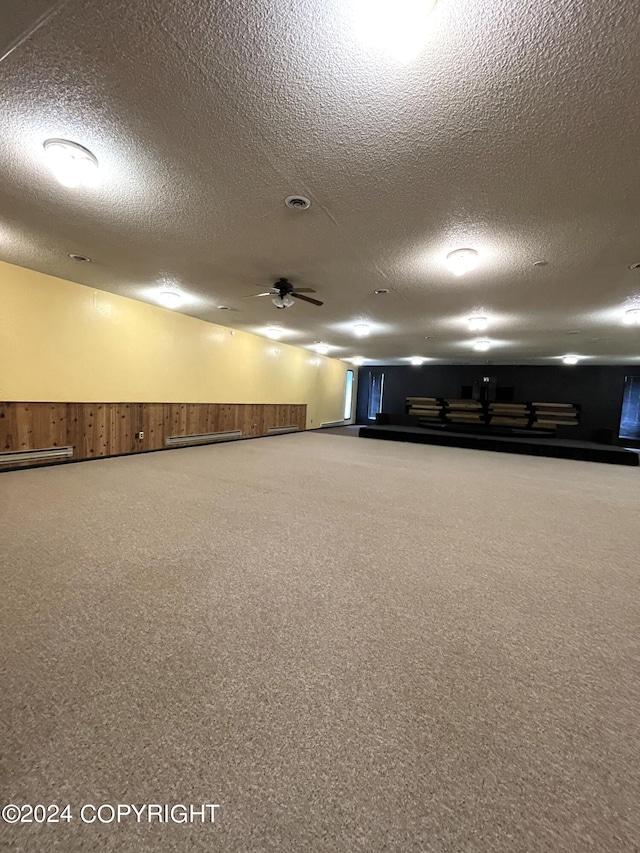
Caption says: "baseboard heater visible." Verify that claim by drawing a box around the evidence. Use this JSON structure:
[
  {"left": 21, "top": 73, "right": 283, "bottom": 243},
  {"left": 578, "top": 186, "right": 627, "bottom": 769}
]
[
  {"left": 267, "top": 425, "right": 300, "bottom": 435},
  {"left": 321, "top": 420, "right": 347, "bottom": 428},
  {"left": 165, "top": 430, "right": 243, "bottom": 447},
  {"left": 0, "top": 446, "right": 74, "bottom": 465}
]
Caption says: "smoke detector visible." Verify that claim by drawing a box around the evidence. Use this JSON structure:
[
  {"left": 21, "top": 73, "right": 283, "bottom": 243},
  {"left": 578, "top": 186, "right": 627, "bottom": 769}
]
[{"left": 285, "top": 195, "right": 311, "bottom": 210}]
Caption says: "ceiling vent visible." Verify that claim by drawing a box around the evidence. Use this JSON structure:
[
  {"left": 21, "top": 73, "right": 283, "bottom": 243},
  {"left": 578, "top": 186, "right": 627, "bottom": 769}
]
[{"left": 285, "top": 195, "right": 311, "bottom": 209}]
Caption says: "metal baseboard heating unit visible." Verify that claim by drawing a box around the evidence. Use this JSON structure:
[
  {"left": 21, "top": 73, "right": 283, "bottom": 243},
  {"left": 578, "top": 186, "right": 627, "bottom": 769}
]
[
  {"left": 267, "top": 425, "right": 300, "bottom": 435},
  {"left": 321, "top": 420, "right": 347, "bottom": 428},
  {"left": 0, "top": 446, "right": 74, "bottom": 465},
  {"left": 165, "top": 430, "right": 243, "bottom": 447}
]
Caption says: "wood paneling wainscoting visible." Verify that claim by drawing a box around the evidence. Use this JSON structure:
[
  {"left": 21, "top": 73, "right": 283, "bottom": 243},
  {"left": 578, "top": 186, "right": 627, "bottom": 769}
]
[{"left": 0, "top": 402, "right": 307, "bottom": 469}]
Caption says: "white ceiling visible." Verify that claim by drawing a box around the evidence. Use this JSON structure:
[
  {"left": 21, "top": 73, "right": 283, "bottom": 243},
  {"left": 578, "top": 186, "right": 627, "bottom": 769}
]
[{"left": 1, "top": 0, "right": 640, "bottom": 364}]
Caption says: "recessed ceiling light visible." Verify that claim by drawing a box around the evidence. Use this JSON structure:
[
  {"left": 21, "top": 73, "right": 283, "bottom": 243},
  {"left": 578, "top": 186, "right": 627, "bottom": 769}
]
[
  {"left": 43, "top": 139, "right": 99, "bottom": 188},
  {"left": 285, "top": 195, "right": 311, "bottom": 209},
  {"left": 315, "top": 342, "right": 329, "bottom": 355},
  {"left": 69, "top": 253, "right": 91, "bottom": 262},
  {"left": 354, "top": 323, "right": 370, "bottom": 337},
  {"left": 218, "top": 305, "right": 230, "bottom": 310},
  {"left": 562, "top": 355, "right": 579, "bottom": 365},
  {"left": 533, "top": 260, "right": 548, "bottom": 267},
  {"left": 446, "top": 248, "right": 479, "bottom": 277},
  {"left": 351, "top": 356, "right": 365, "bottom": 365},
  {"left": 468, "top": 315, "right": 488, "bottom": 331},
  {"left": 265, "top": 326, "right": 284, "bottom": 339},
  {"left": 353, "top": 0, "right": 438, "bottom": 62},
  {"left": 623, "top": 308, "right": 640, "bottom": 325},
  {"left": 473, "top": 340, "right": 490, "bottom": 352},
  {"left": 157, "top": 289, "right": 182, "bottom": 308},
  {"left": 410, "top": 356, "right": 425, "bottom": 366},
  {"left": 374, "top": 288, "right": 389, "bottom": 295}
]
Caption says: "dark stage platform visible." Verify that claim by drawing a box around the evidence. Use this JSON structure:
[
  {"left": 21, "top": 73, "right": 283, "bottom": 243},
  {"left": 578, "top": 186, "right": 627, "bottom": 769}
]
[{"left": 359, "top": 425, "right": 640, "bottom": 466}]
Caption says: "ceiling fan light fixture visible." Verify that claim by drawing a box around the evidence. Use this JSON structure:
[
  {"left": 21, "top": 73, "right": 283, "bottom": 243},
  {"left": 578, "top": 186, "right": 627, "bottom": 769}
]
[
  {"left": 272, "top": 294, "right": 295, "bottom": 309},
  {"left": 447, "top": 248, "right": 479, "bottom": 277}
]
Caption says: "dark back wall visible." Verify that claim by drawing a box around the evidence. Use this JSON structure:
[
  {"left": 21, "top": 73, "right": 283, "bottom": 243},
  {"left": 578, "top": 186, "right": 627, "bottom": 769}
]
[{"left": 356, "top": 365, "right": 640, "bottom": 440}]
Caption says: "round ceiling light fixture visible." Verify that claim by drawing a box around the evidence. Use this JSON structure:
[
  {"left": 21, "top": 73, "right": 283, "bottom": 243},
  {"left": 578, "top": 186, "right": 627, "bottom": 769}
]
[
  {"left": 43, "top": 139, "right": 99, "bottom": 188},
  {"left": 351, "top": 356, "right": 365, "bottom": 365},
  {"left": 315, "top": 342, "right": 329, "bottom": 355},
  {"left": 158, "top": 289, "right": 182, "bottom": 308},
  {"left": 69, "top": 253, "right": 91, "bottom": 262},
  {"left": 468, "top": 315, "right": 488, "bottom": 331},
  {"left": 446, "top": 248, "right": 479, "bottom": 277},
  {"left": 562, "top": 355, "right": 579, "bottom": 365},
  {"left": 265, "top": 326, "right": 284, "bottom": 339},
  {"left": 473, "top": 339, "right": 490, "bottom": 352},
  {"left": 410, "top": 356, "right": 425, "bottom": 366},
  {"left": 623, "top": 308, "right": 640, "bottom": 325},
  {"left": 354, "top": 322, "right": 370, "bottom": 337},
  {"left": 353, "top": 0, "right": 438, "bottom": 62},
  {"left": 285, "top": 195, "right": 311, "bottom": 210}
]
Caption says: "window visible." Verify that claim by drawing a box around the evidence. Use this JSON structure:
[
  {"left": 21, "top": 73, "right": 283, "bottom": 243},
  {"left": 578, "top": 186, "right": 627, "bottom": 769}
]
[
  {"left": 344, "top": 370, "right": 354, "bottom": 420},
  {"left": 367, "top": 372, "right": 384, "bottom": 420},
  {"left": 619, "top": 376, "right": 640, "bottom": 440}
]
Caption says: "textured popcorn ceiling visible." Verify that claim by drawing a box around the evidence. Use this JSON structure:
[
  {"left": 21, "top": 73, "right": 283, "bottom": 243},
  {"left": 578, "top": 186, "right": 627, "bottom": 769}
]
[{"left": 1, "top": 0, "right": 640, "bottom": 364}]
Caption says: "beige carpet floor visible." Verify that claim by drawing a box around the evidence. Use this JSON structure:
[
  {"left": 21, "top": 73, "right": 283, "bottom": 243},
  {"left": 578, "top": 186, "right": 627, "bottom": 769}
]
[{"left": 1, "top": 434, "right": 639, "bottom": 852}]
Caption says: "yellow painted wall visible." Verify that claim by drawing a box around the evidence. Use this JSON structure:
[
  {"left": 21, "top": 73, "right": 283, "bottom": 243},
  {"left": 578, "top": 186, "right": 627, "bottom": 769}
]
[{"left": 0, "top": 260, "right": 353, "bottom": 429}]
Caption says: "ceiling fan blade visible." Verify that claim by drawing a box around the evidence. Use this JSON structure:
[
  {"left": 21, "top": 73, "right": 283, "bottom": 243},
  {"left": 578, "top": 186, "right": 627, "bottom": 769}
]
[
  {"left": 291, "top": 287, "right": 316, "bottom": 293},
  {"left": 242, "top": 292, "right": 274, "bottom": 299},
  {"left": 292, "top": 292, "right": 323, "bottom": 306}
]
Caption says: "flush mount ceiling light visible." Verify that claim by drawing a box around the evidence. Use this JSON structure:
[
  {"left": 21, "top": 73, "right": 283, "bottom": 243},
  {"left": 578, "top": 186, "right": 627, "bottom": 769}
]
[
  {"left": 315, "top": 342, "right": 329, "bottom": 355},
  {"left": 351, "top": 356, "right": 365, "bottom": 365},
  {"left": 410, "top": 356, "right": 425, "bottom": 366},
  {"left": 447, "top": 248, "right": 479, "bottom": 277},
  {"left": 353, "top": 0, "right": 438, "bottom": 62},
  {"left": 265, "top": 326, "right": 284, "bottom": 340},
  {"left": 473, "top": 340, "right": 490, "bottom": 352},
  {"left": 562, "top": 355, "right": 579, "bottom": 365},
  {"left": 43, "top": 139, "right": 99, "bottom": 188},
  {"left": 468, "top": 315, "right": 488, "bottom": 331},
  {"left": 354, "top": 323, "right": 370, "bottom": 337},
  {"left": 623, "top": 308, "right": 640, "bottom": 325},
  {"left": 157, "top": 289, "right": 182, "bottom": 308}
]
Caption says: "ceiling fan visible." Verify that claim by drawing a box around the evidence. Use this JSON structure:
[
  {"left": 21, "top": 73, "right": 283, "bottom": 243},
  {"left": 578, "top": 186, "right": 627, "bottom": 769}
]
[{"left": 243, "top": 277, "right": 323, "bottom": 309}]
